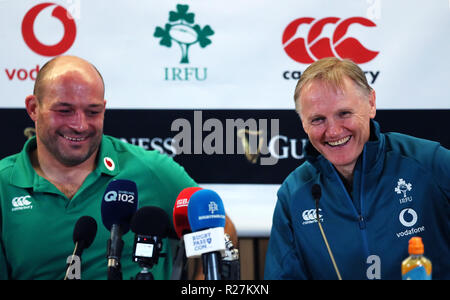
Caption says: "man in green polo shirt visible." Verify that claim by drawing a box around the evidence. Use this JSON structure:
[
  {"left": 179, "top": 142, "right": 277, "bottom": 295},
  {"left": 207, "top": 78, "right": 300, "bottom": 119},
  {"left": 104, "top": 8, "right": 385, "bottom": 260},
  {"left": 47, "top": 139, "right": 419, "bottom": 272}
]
[{"left": 0, "top": 56, "right": 236, "bottom": 280}]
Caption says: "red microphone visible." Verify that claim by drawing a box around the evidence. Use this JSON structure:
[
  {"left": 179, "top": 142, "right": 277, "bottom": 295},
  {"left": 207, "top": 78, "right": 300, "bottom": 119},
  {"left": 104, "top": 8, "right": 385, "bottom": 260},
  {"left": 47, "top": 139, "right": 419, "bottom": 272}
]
[
  {"left": 173, "top": 187, "right": 203, "bottom": 238},
  {"left": 171, "top": 187, "right": 203, "bottom": 280}
]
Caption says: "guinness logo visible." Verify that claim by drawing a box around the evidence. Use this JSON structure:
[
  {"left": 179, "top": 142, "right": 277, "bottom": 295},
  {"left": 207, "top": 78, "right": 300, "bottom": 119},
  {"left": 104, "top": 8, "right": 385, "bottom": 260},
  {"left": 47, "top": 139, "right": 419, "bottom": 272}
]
[{"left": 237, "top": 128, "right": 265, "bottom": 164}]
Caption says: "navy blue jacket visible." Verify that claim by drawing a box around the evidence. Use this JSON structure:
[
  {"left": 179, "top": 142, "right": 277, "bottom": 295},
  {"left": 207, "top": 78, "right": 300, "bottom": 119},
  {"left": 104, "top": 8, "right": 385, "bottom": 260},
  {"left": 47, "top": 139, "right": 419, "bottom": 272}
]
[{"left": 264, "top": 120, "right": 450, "bottom": 279}]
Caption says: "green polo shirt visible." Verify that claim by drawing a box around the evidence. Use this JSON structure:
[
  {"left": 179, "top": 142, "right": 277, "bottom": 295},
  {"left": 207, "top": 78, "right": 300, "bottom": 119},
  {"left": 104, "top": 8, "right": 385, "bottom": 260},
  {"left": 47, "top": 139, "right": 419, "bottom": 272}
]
[{"left": 0, "top": 135, "right": 197, "bottom": 280}]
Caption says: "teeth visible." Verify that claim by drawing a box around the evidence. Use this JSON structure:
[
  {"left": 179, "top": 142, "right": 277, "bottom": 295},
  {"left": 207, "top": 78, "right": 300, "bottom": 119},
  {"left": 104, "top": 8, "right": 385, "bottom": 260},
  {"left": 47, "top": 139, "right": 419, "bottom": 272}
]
[
  {"left": 327, "top": 136, "right": 350, "bottom": 146},
  {"left": 63, "top": 135, "right": 86, "bottom": 142}
]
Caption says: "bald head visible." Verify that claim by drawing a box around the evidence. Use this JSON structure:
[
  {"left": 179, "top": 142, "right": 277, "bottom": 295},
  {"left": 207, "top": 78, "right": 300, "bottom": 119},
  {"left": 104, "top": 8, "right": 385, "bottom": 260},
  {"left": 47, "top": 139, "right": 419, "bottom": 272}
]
[{"left": 33, "top": 55, "right": 105, "bottom": 103}]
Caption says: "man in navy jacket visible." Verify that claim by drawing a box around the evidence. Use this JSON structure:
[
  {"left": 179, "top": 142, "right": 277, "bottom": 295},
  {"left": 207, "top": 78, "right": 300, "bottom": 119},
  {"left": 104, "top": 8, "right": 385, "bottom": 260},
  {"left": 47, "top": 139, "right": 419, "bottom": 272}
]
[{"left": 264, "top": 57, "right": 449, "bottom": 280}]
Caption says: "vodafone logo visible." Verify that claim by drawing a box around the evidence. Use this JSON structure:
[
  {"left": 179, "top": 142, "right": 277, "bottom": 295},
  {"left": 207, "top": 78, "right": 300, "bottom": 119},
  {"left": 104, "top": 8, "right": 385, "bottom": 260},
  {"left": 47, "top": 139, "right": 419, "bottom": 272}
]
[
  {"left": 21, "top": 2, "right": 77, "bottom": 57},
  {"left": 282, "top": 17, "right": 379, "bottom": 64},
  {"left": 104, "top": 157, "right": 115, "bottom": 171},
  {"left": 399, "top": 208, "right": 418, "bottom": 227}
]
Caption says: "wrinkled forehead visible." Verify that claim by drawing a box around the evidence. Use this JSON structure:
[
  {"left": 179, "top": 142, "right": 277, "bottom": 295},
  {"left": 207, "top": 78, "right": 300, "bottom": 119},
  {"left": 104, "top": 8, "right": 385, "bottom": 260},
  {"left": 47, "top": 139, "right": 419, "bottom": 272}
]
[
  {"left": 300, "top": 77, "right": 348, "bottom": 103},
  {"left": 299, "top": 76, "right": 367, "bottom": 106},
  {"left": 305, "top": 77, "right": 342, "bottom": 93},
  {"left": 38, "top": 71, "right": 105, "bottom": 108},
  {"left": 40, "top": 71, "right": 103, "bottom": 102}
]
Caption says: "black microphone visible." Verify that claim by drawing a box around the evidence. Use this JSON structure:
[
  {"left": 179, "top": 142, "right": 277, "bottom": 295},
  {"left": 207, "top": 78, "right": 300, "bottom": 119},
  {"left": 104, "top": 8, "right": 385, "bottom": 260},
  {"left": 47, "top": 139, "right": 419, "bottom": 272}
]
[
  {"left": 130, "top": 206, "right": 171, "bottom": 280},
  {"left": 311, "top": 184, "right": 322, "bottom": 211},
  {"left": 101, "top": 179, "right": 138, "bottom": 280},
  {"left": 311, "top": 184, "right": 342, "bottom": 280},
  {"left": 64, "top": 216, "right": 97, "bottom": 280}
]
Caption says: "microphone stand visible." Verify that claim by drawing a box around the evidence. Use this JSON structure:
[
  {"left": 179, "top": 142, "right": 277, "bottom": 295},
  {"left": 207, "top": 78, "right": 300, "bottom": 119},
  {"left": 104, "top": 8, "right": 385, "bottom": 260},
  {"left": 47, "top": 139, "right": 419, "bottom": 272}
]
[
  {"left": 170, "top": 239, "right": 188, "bottom": 280},
  {"left": 314, "top": 193, "right": 342, "bottom": 280},
  {"left": 107, "top": 224, "right": 124, "bottom": 280},
  {"left": 202, "top": 251, "right": 222, "bottom": 280},
  {"left": 221, "top": 234, "right": 240, "bottom": 280},
  {"left": 135, "top": 267, "right": 154, "bottom": 280}
]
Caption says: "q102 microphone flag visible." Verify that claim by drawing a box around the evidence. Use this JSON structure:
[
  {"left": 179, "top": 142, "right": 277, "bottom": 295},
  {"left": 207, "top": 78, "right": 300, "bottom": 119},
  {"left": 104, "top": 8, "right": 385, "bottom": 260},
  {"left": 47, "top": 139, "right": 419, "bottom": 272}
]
[
  {"left": 101, "top": 179, "right": 138, "bottom": 234},
  {"left": 101, "top": 179, "right": 139, "bottom": 280}
]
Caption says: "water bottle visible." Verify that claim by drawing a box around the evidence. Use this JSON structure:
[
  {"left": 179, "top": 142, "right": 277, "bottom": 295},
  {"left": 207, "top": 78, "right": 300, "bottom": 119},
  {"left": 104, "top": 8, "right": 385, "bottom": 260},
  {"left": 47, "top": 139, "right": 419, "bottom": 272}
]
[{"left": 401, "top": 237, "right": 432, "bottom": 280}]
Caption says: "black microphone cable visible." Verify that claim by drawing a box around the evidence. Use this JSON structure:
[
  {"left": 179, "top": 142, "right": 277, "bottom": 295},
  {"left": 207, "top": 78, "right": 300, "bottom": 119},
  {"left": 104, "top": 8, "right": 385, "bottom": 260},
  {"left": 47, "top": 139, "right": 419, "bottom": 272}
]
[{"left": 311, "top": 184, "right": 342, "bottom": 280}]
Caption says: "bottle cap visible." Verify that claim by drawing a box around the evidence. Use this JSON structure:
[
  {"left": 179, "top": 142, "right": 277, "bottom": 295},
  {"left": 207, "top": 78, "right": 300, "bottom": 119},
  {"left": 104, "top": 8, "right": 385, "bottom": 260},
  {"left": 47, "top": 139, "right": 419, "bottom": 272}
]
[{"left": 408, "top": 237, "right": 424, "bottom": 255}]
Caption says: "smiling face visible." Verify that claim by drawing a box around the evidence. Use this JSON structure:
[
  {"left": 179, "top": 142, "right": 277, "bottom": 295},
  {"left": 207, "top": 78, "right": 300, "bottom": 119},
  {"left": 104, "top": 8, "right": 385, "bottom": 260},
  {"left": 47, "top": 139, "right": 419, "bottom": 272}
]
[
  {"left": 298, "top": 76, "right": 376, "bottom": 179},
  {"left": 26, "top": 56, "right": 106, "bottom": 167}
]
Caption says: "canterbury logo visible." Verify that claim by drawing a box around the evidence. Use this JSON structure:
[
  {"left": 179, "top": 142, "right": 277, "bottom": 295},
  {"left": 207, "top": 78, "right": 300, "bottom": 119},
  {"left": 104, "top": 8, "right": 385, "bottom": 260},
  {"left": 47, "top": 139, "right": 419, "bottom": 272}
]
[
  {"left": 11, "top": 195, "right": 33, "bottom": 211},
  {"left": 302, "top": 208, "right": 323, "bottom": 225},
  {"left": 282, "top": 17, "right": 379, "bottom": 64}
]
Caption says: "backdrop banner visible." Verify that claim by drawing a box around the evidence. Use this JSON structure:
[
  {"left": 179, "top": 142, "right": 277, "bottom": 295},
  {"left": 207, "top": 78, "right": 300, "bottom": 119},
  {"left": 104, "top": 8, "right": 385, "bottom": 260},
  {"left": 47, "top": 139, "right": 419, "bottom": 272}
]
[{"left": 1, "top": 0, "right": 448, "bottom": 236}]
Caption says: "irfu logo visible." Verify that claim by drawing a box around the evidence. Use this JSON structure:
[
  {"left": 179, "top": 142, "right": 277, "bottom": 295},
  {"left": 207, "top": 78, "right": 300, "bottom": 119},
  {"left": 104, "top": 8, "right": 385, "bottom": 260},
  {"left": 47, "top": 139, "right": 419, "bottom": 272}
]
[{"left": 154, "top": 4, "right": 214, "bottom": 64}]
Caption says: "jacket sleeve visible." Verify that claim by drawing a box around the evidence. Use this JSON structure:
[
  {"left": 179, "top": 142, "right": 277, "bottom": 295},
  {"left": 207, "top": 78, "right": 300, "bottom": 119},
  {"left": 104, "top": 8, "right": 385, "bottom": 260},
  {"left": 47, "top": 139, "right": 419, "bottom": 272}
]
[
  {"left": 0, "top": 239, "right": 8, "bottom": 280},
  {"left": 264, "top": 185, "right": 309, "bottom": 279},
  {"left": 0, "top": 210, "right": 9, "bottom": 279},
  {"left": 432, "top": 145, "right": 450, "bottom": 202}
]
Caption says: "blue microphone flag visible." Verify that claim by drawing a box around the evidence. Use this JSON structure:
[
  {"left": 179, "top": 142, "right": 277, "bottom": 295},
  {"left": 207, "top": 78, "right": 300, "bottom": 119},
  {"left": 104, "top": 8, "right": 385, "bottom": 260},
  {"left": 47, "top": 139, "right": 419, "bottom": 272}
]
[{"left": 187, "top": 189, "right": 225, "bottom": 232}]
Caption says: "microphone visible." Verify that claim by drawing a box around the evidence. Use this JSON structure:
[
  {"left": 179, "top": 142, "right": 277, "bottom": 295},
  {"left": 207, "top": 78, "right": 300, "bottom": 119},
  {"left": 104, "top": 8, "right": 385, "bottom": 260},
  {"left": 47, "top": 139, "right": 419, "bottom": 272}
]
[
  {"left": 311, "top": 184, "right": 342, "bottom": 280},
  {"left": 130, "top": 206, "right": 170, "bottom": 280},
  {"left": 173, "top": 187, "right": 203, "bottom": 238},
  {"left": 311, "top": 184, "right": 321, "bottom": 209},
  {"left": 171, "top": 187, "right": 203, "bottom": 280},
  {"left": 101, "top": 179, "right": 138, "bottom": 280},
  {"left": 64, "top": 216, "right": 97, "bottom": 280},
  {"left": 186, "top": 189, "right": 226, "bottom": 280}
]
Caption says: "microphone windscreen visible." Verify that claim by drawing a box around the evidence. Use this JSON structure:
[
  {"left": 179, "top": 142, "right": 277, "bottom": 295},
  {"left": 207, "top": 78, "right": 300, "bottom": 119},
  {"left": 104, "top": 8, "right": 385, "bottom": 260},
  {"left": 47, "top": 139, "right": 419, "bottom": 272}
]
[
  {"left": 73, "top": 216, "right": 97, "bottom": 249},
  {"left": 131, "top": 206, "right": 170, "bottom": 237},
  {"left": 311, "top": 184, "right": 322, "bottom": 200},
  {"left": 101, "top": 179, "right": 138, "bottom": 234},
  {"left": 187, "top": 189, "right": 226, "bottom": 232},
  {"left": 173, "top": 187, "right": 203, "bottom": 238}
]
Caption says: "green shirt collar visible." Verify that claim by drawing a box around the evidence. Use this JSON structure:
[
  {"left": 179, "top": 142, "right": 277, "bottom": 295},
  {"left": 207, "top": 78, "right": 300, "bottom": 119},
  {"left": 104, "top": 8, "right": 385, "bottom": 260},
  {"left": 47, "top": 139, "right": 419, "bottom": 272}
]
[{"left": 10, "top": 135, "right": 120, "bottom": 189}]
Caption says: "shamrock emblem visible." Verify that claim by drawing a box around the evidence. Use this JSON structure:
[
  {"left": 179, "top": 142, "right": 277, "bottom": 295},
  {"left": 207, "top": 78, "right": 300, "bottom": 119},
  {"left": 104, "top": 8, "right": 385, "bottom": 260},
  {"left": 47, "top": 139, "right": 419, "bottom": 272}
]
[
  {"left": 154, "top": 4, "right": 214, "bottom": 64},
  {"left": 394, "top": 178, "right": 412, "bottom": 197}
]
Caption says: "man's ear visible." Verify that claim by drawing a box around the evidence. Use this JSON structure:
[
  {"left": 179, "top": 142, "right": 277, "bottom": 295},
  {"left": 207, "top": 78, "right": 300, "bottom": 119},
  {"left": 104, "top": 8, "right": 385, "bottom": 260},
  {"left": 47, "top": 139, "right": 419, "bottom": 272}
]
[
  {"left": 368, "top": 89, "right": 376, "bottom": 119},
  {"left": 25, "top": 95, "right": 38, "bottom": 122}
]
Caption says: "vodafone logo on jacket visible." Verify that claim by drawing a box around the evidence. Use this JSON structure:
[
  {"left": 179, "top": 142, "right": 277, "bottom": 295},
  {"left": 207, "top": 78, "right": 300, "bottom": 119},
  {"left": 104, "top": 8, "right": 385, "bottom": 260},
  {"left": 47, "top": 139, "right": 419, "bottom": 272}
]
[
  {"left": 21, "top": 2, "right": 77, "bottom": 57},
  {"left": 282, "top": 17, "right": 379, "bottom": 64}
]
